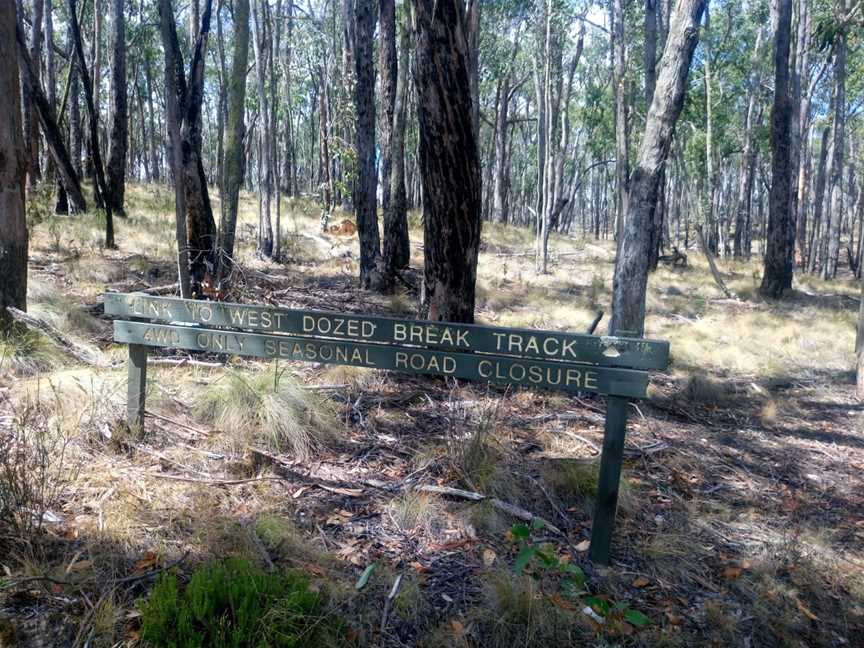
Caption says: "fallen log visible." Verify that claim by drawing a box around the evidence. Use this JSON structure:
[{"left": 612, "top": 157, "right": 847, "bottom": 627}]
[{"left": 7, "top": 307, "right": 109, "bottom": 368}]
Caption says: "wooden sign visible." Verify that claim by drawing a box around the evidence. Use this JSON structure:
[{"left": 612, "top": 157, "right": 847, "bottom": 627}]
[
  {"left": 105, "top": 291, "right": 671, "bottom": 567},
  {"left": 104, "top": 293, "right": 669, "bottom": 370},
  {"left": 114, "top": 320, "right": 650, "bottom": 398}
]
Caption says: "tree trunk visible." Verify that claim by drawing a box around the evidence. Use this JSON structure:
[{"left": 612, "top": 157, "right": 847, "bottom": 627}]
[
  {"left": 158, "top": 0, "right": 192, "bottom": 297},
  {"left": 0, "top": 1, "right": 28, "bottom": 329},
  {"left": 413, "top": 0, "right": 482, "bottom": 323},
  {"left": 28, "top": 0, "right": 45, "bottom": 190},
  {"left": 15, "top": 26, "right": 87, "bottom": 214},
  {"left": 491, "top": 71, "right": 511, "bottom": 224},
  {"left": 383, "top": 16, "right": 410, "bottom": 277},
  {"left": 180, "top": 0, "right": 218, "bottom": 290},
  {"left": 759, "top": 0, "right": 794, "bottom": 298},
  {"left": 251, "top": 0, "right": 273, "bottom": 258},
  {"left": 611, "top": 0, "right": 630, "bottom": 241},
  {"left": 379, "top": 0, "right": 397, "bottom": 215},
  {"left": 807, "top": 126, "right": 830, "bottom": 272},
  {"left": 144, "top": 59, "right": 160, "bottom": 182},
  {"left": 106, "top": 0, "right": 128, "bottom": 217},
  {"left": 270, "top": 0, "right": 282, "bottom": 260},
  {"left": 734, "top": 28, "right": 765, "bottom": 258},
  {"left": 822, "top": 5, "right": 846, "bottom": 280},
  {"left": 609, "top": 0, "right": 706, "bottom": 336},
  {"left": 466, "top": 0, "right": 480, "bottom": 144},
  {"left": 68, "top": 0, "right": 115, "bottom": 249},
  {"left": 86, "top": 0, "right": 101, "bottom": 185},
  {"left": 216, "top": 0, "right": 249, "bottom": 281},
  {"left": 69, "top": 29, "right": 82, "bottom": 179},
  {"left": 353, "top": 0, "right": 383, "bottom": 289},
  {"left": 644, "top": 0, "right": 661, "bottom": 269},
  {"left": 44, "top": 0, "right": 57, "bottom": 193}
]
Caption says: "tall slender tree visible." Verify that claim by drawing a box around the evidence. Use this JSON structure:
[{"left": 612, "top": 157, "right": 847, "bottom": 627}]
[
  {"left": 353, "top": 0, "right": 383, "bottom": 289},
  {"left": 822, "top": 0, "right": 847, "bottom": 280},
  {"left": 760, "top": 0, "right": 794, "bottom": 297},
  {"left": 106, "top": 0, "right": 128, "bottom": 217},
  {"left": 413, "top": 0, "right": 482, "bottom": 322},
  {"left": 0, "top": 1, "right": 27, "bottom": 328},
  {"left": 383, "top": 15, "right": 411, "bottom": 277},
  {"left": 216, "top": 0, "right": 250, "bottom": 281},
  {"left": 610, "top": 0, "right": 707, "bottom": 335},
  {"left": 159, "top": 0, "right": 217, "bottom": 297},
  {"left": 68, "top": 0, "right": 115, "bottom": 248}
]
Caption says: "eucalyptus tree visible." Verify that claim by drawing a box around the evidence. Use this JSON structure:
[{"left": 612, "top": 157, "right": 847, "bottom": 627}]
[
  {"left": 413, "top": 0, "right": 482, "bottom": 322},
  {"left": 216, "top": 0, "right": 251, "bottom": 280},
  {"left": 158, "top": 0, "right": 217, "bottom": 297},
  {"left": 69, "top": 0, "right": 115, "bottom": 248},
  {"left": 760, "top": 0, "right": 794, "bottom": 297},
  {"left": 352, "top": 0, "right": 384, "bottom": 289},
  {"left": 382, "top": 10, "right": 411, "bottom": 277},
  {"left": 106, "top": 0, "right": 128, "bottom": 217},
  {"left": 610, "top": 0, "right": 708, "bottom": 336},
  {"left": 0, "top": 0, "right": 27, "bottom": 328}
]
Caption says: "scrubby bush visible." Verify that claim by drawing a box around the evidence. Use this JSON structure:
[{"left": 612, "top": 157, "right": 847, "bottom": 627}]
[{"left": 139, "top": 558, "right": 346, "bottom": 647}]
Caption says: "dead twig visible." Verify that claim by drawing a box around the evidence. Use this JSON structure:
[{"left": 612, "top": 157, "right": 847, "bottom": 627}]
[
  {"left": 244, "top": 520, "right": 276, "bottom": 572},
  {"left": 414, "top": 484, "right": 562, "bottom": 535}
]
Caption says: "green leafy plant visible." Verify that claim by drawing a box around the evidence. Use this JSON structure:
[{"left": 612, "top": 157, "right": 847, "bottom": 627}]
[
  {"left": 508, "top": 522, "right": 651, "bottom": 634},
  {"left": 510, "top": 520, "right": 586, "bottom": 596},
  {"left": 139, "top": 558, "right": 346, "bottom": 647}
]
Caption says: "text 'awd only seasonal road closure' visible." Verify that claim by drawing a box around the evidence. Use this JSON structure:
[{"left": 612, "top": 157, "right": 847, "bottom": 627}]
[
  {"left": 113, "top": 321, "right": 651, "bottom": 398},
  {"left": 104, "top": 293, "right": 669, "bottom": 370}
]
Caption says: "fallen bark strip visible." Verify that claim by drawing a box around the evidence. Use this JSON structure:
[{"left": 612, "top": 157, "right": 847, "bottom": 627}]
[
  {"left": 7, "top": 307, "right": 109, "bottom": 368},
  {"left": 695, "top": 225, "right": 735, "bottom": 300},
  {"left": 415, "top": 484, "right": 562, "bottom": 535}
]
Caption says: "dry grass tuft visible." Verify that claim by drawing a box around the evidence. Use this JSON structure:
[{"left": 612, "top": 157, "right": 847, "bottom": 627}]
[
  {"left": 683, "top": 374, "right": 731, "bottom": 404},
  {"left": 0, "top": 328, "right": 64, "bottom": 376},
  {"left": 444, "top": 399, "right": 511, "bottom": 496},
  {"left": 193, "top": 365, "right": 340, "bottom": 459},
  {"left": 541, "top": 459, "right": 600, "bottom": 500},
  {"left": 465, "top": 570, "right": 584, "bottom": 647},
  {"left": 387, "top": 491, "right": 442, "bottom": 535}
]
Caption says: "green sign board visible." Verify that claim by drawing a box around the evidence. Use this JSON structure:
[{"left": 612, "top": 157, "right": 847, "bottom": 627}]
[
  {"left": 106, "top": 291, "right": 670, "bottom": 567},
  {"left": 104, "top": 293, "right": 668, "bottom": 370},
  {"left": 114, "top": 321, "right": 650, "bottom": 398}
]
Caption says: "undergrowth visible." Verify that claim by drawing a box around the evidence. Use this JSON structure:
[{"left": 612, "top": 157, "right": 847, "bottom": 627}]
[{"left": 139, "top": 558, "right": 346, "bottom": 647}]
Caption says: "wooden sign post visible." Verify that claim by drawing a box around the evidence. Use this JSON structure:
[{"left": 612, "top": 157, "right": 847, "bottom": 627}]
[{"left": 105, "top": 292, "right": 669, "bottom": 564}]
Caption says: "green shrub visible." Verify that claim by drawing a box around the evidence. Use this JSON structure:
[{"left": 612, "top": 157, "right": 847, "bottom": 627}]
[{"left": 139, "top": 558, "right": 346, "bottom": 647}]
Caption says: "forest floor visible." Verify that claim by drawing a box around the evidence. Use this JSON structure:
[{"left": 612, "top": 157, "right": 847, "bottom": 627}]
[{"left": 1, "top": 184, "right": 863, "bottom": 647}]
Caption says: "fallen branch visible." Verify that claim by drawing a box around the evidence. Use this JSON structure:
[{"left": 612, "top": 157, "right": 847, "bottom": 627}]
[
  {"left": 695, "top": 225, "right": 735, "bottom": 300},
  {"left": 586, "top": 312, "right": 604, "bottom": 334},
  {"left": 244, "top": 519, "right": 275, "bottom": 572},
  {"left": 4, "top": 551, "right": 189, "bottom": 590},
  {"left": 140, "top": 472, "right": 285, "bottom": 486},
  {"left": 415, "top": 484, "right": 562, "bottom": 535},
  {"left": 145, "top": 411, "right": 211, "bottom": 436},
  {"left": 149, "top": 357, "right": 224, "bottom": 369},
  {"left": 7, "top": 307, "right": 109, "bottom": 368},
  {"left": 141, "top": 283, "right": 181, "bottom": 295},
  {"left": 561, "top": 431, "right": 601, "bottom": 454}
]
